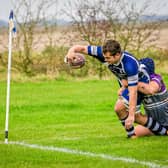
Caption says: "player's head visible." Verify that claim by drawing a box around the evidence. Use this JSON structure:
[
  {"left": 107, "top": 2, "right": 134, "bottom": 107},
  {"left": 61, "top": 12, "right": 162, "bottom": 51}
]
[
  {"left": 103, "top": 40, "right": 121, "bottom": 64},
  {"left": 139, "top": 57, "right": 155, "bottom": 75}
]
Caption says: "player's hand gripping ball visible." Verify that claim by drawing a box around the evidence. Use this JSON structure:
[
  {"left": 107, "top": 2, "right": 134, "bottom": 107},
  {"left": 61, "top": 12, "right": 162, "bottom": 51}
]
[{"left": 64, "top": 53, "right": 85, "bottom": 69}]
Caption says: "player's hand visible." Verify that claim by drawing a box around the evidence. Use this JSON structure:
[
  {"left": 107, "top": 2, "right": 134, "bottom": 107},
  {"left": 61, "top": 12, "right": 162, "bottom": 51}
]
[
  {"left": 125, "top": 115, "right": 135, "bottom": 130},
  {"left": 118, "top": 87, "right": 125, "bottom": 96},
  {"left": 64, "top": 53, "right": 76, "bottom": 63}
]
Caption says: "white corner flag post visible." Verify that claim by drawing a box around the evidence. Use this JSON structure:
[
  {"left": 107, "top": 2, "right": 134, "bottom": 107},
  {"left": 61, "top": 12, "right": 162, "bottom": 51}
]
[{"left": 5, "top": 10, "right": 16, "bottom": 144}]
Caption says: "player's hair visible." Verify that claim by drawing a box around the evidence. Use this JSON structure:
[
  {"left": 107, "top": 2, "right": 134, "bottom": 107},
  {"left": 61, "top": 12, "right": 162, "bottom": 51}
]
[{"left": 103, "top": 40, "right": 121, "bottom": 56}]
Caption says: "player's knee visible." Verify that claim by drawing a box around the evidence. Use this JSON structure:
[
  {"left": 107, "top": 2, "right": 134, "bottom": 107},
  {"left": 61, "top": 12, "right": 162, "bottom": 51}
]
[
  {"left": 135, "top": 125, "right": 153, "bottom": 137},
  {"left": 114, "top": 102, "right": 122, "bottom": 113},
  {"left": 135, "top": 113, "right": 147, "bottom": 125},
  {"left": 114, "top": 100, "right": 127, "bottom": 118},
  {"left": 135, "top": 113, "right": 141, "bottom": 122}
]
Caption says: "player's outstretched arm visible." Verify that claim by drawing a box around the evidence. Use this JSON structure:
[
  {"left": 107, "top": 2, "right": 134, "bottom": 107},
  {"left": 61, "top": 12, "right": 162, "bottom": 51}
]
[{"left": 66, "top": 45, "right": 88, "bottom": 59}]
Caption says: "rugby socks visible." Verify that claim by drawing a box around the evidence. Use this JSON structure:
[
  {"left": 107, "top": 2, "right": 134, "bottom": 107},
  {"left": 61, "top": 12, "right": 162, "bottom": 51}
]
[
  {"left": 120, "top": 117, "right": 136, "bottom": 138},
  {"left": 144, "top": 116, "right": 167, "bottom": 135}
]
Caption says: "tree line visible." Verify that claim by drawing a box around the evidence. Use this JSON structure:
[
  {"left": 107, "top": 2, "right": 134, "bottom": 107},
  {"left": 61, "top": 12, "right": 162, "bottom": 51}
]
[{"left": 0, "top": 0, "right": 167, "bottom": 79}]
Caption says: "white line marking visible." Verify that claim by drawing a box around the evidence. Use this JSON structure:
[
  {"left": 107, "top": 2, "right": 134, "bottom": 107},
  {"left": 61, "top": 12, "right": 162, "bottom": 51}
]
[{"left": 3, "top": 141, "right": 166, "bottom": 168}]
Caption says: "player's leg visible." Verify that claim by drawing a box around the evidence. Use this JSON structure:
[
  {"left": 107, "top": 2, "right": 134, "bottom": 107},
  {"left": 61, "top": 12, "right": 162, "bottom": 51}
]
[
  {"left": 143, "top": 92, "right": 168, "bottom": 131},
  {"left": 135, "top": 113, "right": 168, "bottom": 135},
  {"left": 135, "top": 125, "right": 153, "bottom": 137},
  {"left": 114, "top": 98, "right": 136, "bottom": 138},
  {"left": 114, "top": 98, "right": 128, "bottom": 119},
  {"left": 120, "top": 88, "right": 168, "bottom": 136}
]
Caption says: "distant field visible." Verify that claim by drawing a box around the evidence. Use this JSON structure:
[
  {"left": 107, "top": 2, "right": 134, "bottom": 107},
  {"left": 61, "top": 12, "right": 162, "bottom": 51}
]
[
  {"left": 0, "top": 80, "right": 168, "bottom": 168},
  {"left": 1, "top": 24, "right": 168, "bottom": 52}
]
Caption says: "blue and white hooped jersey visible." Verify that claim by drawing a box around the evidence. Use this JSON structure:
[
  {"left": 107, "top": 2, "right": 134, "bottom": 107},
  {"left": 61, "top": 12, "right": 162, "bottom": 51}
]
[{"left": 87, "top": 45, "right": 150, "bottom": 86}]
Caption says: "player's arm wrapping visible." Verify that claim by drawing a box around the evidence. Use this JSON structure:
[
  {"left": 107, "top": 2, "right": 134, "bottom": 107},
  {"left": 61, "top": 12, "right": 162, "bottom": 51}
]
[
  {"left": 138, "top": 74, "right": 164, "bottom": 95},
  {"left": 138, "top": 81, "right": 160, "bottom": 95}
]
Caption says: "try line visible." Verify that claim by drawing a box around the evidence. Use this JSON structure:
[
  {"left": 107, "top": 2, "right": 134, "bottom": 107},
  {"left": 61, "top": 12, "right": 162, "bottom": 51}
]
[{"left": 1, "top": 141, "right": 166, "bottom": 168}]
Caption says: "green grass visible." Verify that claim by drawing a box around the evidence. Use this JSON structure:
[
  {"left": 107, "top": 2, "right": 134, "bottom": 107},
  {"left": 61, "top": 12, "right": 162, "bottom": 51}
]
[{"left": 0, "top": 80, "right": 168, "bottom": 168}]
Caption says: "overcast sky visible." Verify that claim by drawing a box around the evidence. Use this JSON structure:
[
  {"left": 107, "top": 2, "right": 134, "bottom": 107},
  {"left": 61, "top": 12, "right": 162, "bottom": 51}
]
[
  {"left": 0, "top": 0, "right": 168, "bottom": 21},
  {"left": 0, "top": 0, "right": 13, "bottom": 20}
]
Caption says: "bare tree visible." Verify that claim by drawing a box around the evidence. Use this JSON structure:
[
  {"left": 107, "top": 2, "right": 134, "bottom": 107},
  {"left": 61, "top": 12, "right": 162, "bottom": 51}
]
[
  {"left": 12, "top": 0, "right": 58, "bottom": 74},
  {"left": 62, "top": 0, "right": 116, "bottom": 78},
  {"left": 115, "top": 1, "right": 161, "bottom": 57},
  {"left": 63, "top": 0, "right": 113, "bottom": 45},
  {"left": 63, "top": 0, "right": 162, "bottom": 56}
]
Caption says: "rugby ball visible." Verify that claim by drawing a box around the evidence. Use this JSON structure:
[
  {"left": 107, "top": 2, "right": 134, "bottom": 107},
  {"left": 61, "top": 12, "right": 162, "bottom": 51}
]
[{"left": 66, "top": 53, "right": 85, "bottom": 69}]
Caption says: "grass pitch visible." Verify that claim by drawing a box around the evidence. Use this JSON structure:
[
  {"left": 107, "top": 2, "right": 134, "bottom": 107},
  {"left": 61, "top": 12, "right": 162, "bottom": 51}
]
[{"left": 0, "top": 79, "right": 168, "bottom": 168}]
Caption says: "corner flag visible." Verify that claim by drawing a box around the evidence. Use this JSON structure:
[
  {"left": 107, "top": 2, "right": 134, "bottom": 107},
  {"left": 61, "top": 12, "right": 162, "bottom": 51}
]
[
  {"left": 5, "top": 10, "right": 17, "bottom": 144},
  {"left": 9, "top": 10, "right": 17, "bottom": 37}
]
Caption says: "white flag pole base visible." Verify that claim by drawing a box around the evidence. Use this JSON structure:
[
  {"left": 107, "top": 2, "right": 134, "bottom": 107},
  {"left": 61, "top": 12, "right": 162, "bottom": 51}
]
[
  {"left": 5, "top": 130, "right": 8, "bottom": 144},
  {"left": 5, "top": 139, "right": 8, "bottom": 144}
]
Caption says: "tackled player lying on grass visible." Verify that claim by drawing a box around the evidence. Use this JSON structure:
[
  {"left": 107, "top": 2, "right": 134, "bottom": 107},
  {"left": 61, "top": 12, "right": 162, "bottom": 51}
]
[{"left": 65, "top": 40, "right": 168, "bottom": 138}]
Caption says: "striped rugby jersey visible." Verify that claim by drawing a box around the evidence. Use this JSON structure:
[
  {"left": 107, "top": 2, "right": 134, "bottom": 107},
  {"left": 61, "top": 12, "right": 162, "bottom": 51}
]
[{"left": 87, "top": 45, "right": 150, "bottom": 86}]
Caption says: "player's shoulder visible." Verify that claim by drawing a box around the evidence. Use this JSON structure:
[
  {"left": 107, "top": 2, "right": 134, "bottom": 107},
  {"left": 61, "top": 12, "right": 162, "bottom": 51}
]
[
  {"left": 150, "top": 74, "right": 162, "bottom": 81},
  {"left": 122, "top": 51, "right": 139, "bottom": 66}
]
